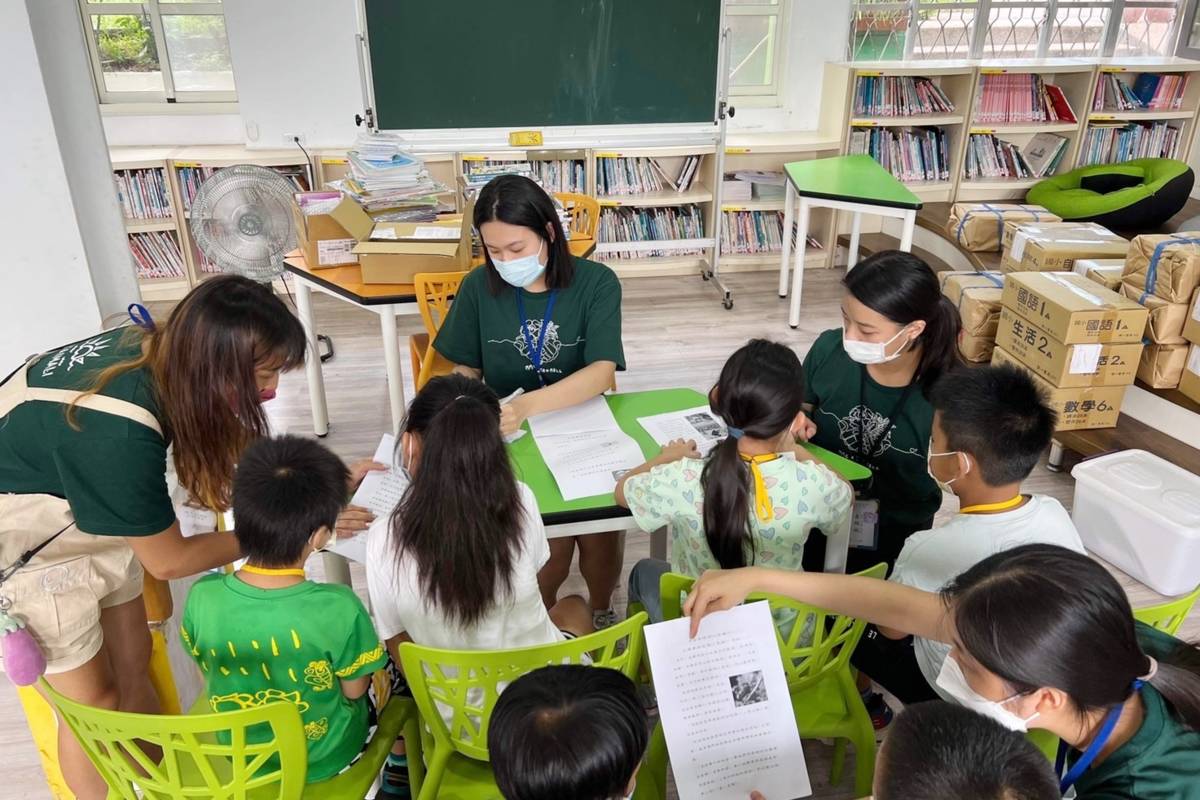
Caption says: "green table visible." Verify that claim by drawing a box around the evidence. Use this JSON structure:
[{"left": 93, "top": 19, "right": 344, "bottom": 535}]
[{"left": 779, "top": 154, "right": 923, "bottom": 329}]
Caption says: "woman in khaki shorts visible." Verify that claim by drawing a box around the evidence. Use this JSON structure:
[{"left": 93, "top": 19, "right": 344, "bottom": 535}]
[{"left": 0, "top": 275, "right": 373, "bottom": 798}]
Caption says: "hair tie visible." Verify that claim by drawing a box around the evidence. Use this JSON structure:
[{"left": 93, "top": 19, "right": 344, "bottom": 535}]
[
  {"left": 727, "top": 426, "right": 745, "bottom": 439},
  {"left": 1139, "top": 656, "right": 1158, "bottom": 682}
]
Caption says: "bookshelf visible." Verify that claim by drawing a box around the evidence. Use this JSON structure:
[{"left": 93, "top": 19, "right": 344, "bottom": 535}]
[{"left": 1082, "top": 58, "right": 1200, "bottom": 167}]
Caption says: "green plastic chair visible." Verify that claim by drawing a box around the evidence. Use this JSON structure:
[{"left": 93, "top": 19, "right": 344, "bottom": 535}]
[
  {"left": 646, "top": 563, "right": 887, "bottom": 798},
  {"left": 1133, "top": 584, "right": 1200, "bottom": 636},
  {"left": 41, "top": 678, "right": 417, "bottom": 799},
  {"left": 398, "top": 612, "right": 648, "bottom": 800}
]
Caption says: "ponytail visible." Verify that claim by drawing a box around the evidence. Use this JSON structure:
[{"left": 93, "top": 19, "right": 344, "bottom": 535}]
[
  {"left": 701, "top": 339, "right": 806, "bottom": 569},
  {"left": 1151, "top": 644, "right": 1200, "bottom": 731},
  {"left": 390, "top": 374, "right": 525, "bottom": 628},
  {"left": 916, "top": 295, "right": 963, "bottom": 392}
]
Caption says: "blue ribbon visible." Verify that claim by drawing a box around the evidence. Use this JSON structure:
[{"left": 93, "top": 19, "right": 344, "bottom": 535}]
[
  {"left": 1141, "top": 235, "right": 1200, "bottom": 304},
  {"left": 727, "top": 426, "right": 745, "bottom": 439},
  {"left": 127, "top": 303, "right": 155, "bottom": 330}
]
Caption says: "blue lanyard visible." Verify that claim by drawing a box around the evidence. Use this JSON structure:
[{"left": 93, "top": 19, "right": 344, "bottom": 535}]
[
  {"left": 1055, "top": 682, "right": 1140, "bottom": 794},
  {"left": 516, "top": 289, "right": 557, "bottom": 387}
]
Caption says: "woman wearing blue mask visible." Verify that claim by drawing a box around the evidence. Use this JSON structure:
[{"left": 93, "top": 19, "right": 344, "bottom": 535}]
[
  {"left": 685, "top": 544, "right": 1200, "bottom": 800},
  {"left": 799, "top": 250, "right": 962, "bottom": 574},
  {"left": 434, "top": 174, "right": 626, "bottom": 627}
]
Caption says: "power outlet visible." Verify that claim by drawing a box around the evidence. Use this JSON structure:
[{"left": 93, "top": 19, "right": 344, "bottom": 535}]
[{"left": 282, "top": 133, "right": 307, "bottom": 146}]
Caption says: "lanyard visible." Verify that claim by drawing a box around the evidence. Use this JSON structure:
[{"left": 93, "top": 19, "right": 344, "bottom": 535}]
[
  {"left": 857, "top": 367, "right": 916, "bottom": 467},
  {"left": 516, "top": 289, "right": 557, "bottom": 387},
  {"left": 960, "top": 495, "right": 1024, "bottom": 514},
  {"left": 1055, "top": 691, "right": 1133, "bottom": 794}
]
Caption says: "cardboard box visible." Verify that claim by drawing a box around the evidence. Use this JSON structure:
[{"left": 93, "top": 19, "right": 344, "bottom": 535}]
[
  {"left": 292, "top": 192, "right": 360, "bottom": 267},
  {"left": 946, "top": 203, "right": 1060, "bottom": 252},
  {"left": 993, "top": 347, "right": 1125, "bottom": 431},
  {"left": 1179, "top": 344, "right": 1200, "bottom": 403},
  {"left": 940, "top": 271, "right": 1004, "bottom": 337},
  {"left": 996, "top": 307, "right": 1141, "bottom": 388},
  {"left": 1122, "top": 232, "right": 1200, "bottom": 304},
  {"left": 1001, "top": 271, "right": 1148, "bottom": 345},
  {"left": 1000, "top": 222, "right": 1129, "bottom": 273},
  {"left": 1072, "top": 258, "right": 1125, "bottom": 291},
  {"left": 1118, "top": 282, "right": 1189, "bottom": 344},
  {"left": 959, "top": 332, "right": 995, "bottom": 363},
  {"left": 328, "top": 199, "right": 474, "bottom": 285},
  {"left": 1137, "top": 343, "right": 1189, "bottom": 389},
  {"left": 1183, "top": 288, "right": 1200, "bottom": 345}
]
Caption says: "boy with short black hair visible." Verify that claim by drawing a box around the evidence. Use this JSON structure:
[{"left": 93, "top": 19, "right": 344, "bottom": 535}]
[
  {"left": 854, "top": 364, "right": 1085, "bottom": 709},
  {"left": 488, "top": 665, "right": 648, "bottom": 800},
  {"left": 182, "top": 435, "right": 387, "bottom": 782}
]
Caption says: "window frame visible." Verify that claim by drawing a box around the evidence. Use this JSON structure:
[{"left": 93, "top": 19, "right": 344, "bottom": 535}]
[
  {"left": 727, "top": 0, "right": 789, "bottom": 107},
  {"left": 79, "top": 0, "right": 237, "bottom": 105}
]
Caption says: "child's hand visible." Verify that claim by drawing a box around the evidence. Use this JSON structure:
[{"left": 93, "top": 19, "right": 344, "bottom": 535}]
[
  {"left": 348, "top": 459, "right": 389, "bottom": 491},
  {"left": 683, "top": 568, "right": 758, "bottom": 638},
  {"left": 335, "top": 504, "right": 375, "bottom": 538},
  {"left": 660, "top": 438, "right": 700, "bottom": 462},
  {"left": 751, "top": 793, "right": 767, "bottom": 800}
]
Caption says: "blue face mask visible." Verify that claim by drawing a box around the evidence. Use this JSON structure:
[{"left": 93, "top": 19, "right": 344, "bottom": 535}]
[{"left": 492, "top": 242, "right": 546, "bottom": 288}]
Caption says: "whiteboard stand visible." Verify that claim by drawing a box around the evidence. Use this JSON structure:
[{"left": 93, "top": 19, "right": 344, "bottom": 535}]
[{"left": 702, "top": 18, "right": 734, "bottom": 311}]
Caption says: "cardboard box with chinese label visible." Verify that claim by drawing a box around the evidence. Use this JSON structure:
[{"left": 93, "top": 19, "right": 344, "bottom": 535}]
[
  {"left": 946, "top": 204, "right": 1060, "bottom": 252},
  {"left": 959, "top": 332, "right": 996, "bottom": 363},
  {"left": 996, "top": 307, "right": 1141, "bottom": 388},
  {"left": 940, "top": 271, "right": 1004, "bottom": 337},
  {"left": 1072, "top": 258, "right": 1124, "bottom": 291},
  {"left": 1137, "top": 343, "right": 1189, "bottom": 389},
  {"left": 1179, "top": 344, "right": 1200, "bottom": 403},
  {"left": 292, "top": 192, "right": 360, "bottom": 267},
  {"left": 1000, "top": 222, "right": 1128, "bottom": 273},
  {"left": 1001, "top": 271, "right": 1148, "bottom": 345},
  {"left": 329, "top": 198, "right": 474, "bottom": 284},
  {"left": 1183, "top": 288, "right": 1200, "bottom": 345},
  {"left": 1122, "top": 232, "right": 1200, "bottom": 304},
  {"left": 1118, "top": 282, "right": 1189, "bottom": 344},
  {"left": 993, "top": 347, "right": 1125, "bottom": 430}
]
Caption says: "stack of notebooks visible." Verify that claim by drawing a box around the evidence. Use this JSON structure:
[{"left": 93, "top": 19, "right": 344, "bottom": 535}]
[
  {"left": 849, "top": 126, "right": 950, "bottom": 182},
  {"left": 128, "top": 231, "right": 185, "bottom": 279},
  {"left": 114, "top": 168, "right": 173, "bottom": 220},
  {"left": 723, "top": 170, "right": 785, "bottom": 201},
  {"left": 722, "top": 173, "right": 753, "bottom": 202},
  {"left": 331, "top": 133, "right": 448, "bottom": 213},
  {"left": 598, "top": 205, "right": 705, "bottom": 259},
  {"left": 720, "top": 211, "right": 821, "bottom": 256},
  {"left": 974, "top": 74, "right": 1076, "bottom": 123},
  {"left": 1093, "top": 72, "right": 1189, "bottom": 111},
  {"left": 853, "top": 75, "right": 955, "bottom": 116},
  {"left": 1080, "top": 122, "right": 1182, "bottom": 165},
  {"left": 597, "top": 156, "right": 701, "bottom": 196},
  {"left": 964, "top": 132, "right": 1068, "bottom": 180}
]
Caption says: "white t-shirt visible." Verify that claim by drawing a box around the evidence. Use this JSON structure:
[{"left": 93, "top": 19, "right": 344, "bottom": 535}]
[
  {"left": 889, "top": 495, "right": 1085, "bottom": 701},
  {"left": 365, "top": 482, "right": 564, "bottom": 652}
]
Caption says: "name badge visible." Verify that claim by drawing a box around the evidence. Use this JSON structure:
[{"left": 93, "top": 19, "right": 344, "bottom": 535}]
[{"left": 850, "top": 499, "right": 880, "bottom": 550}]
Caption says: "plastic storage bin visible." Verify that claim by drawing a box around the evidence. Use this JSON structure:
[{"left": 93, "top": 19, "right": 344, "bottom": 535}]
[{"left": 1071, "top": 449, "right": 1200, "bottom": 596}]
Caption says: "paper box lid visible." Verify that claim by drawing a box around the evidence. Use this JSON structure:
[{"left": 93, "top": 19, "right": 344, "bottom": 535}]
[
  {"left": 327, "top": 195, "right": 376, "bottom": 241},
  {"left": 352, "top": 219, "right": 470, "bottom": 258},
  {"left": 1005, "top": 271, "right": 1143, "bottom": 313}
]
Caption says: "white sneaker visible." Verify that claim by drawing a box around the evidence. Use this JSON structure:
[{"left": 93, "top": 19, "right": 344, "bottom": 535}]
[{"left": 592, "top": 608, "right": 619, "bottom": 630}]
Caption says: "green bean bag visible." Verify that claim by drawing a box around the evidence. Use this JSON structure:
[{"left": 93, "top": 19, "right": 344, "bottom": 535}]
[{"left": 1026, "top": 158, "right": 1194, "bottom": 232}]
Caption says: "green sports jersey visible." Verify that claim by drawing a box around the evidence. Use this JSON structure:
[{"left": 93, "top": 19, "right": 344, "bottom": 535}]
[
  {"left": 181, "top": 574, "right": 387, "bottom": 782},
  {"left": 0, "top": 327, "right": 174, "bottom": 536},
  {"left": 432, "top": 258, "right": 626, "bottom": 398}
]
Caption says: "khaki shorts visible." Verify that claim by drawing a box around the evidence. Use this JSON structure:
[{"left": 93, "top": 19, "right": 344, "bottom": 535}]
[{"left": 0, "top": 493, "right": 143, "bottom": 674}]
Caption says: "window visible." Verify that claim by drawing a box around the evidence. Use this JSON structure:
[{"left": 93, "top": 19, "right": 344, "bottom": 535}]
[
  {"left": 848, "top": 0, "right": 1183, "bottom": 60},
  {"left": 728, "top": 0, "right": 788, "bottom": 104},
  {"left": 79, "top": 0, "right": 236, "bottom": 104}
]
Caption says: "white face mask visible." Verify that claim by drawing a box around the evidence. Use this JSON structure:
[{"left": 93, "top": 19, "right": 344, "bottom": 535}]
[
  {"left": 926, "top": 437, "right": 968, "bottom": 495},
  {"left": 842, "top": 323, "right": 913, "bottom": 365},
  {"left": 936, "top": 655, "right": 1040, "bottom": 732},
  {"left": 492, "top": 242, "right": 546, "bottom": 288}
]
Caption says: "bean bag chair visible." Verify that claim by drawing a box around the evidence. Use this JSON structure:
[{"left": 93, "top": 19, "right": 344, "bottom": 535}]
[{"left": 1026, "top": 158, "right": 1194, "bottom": 232}]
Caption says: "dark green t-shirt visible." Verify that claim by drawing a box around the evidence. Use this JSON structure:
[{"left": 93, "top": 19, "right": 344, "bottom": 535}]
[
  {"left": 1071, "top": 623, "right": 1200, "bottom": 799},
  {"left": 802, "top": 328, "right": 940, "bottom": 539},
  {"left": 0, "top": 328, "right": 174, "bottom": 536},
  {"left": 182, "top": 574, "right": 387, "bottom": 783},
  {"left": 432, "top": 258, "right": 626, "bottom": 398}
]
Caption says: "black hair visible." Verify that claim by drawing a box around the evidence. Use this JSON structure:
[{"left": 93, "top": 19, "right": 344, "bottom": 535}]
[
  {"left": 389, "top": 374, "right": 526, "bottom": 628},
  {"left": 701, "top": 340, "right": 806, "bottom": 569},
  {"left": 929, "top": 363, "right": 1057, "bottom": 485},
  {"left": 488, "top": 665, "right": 648, "bottom": 800},
  {"left": 843, "top": 250, "right": 962, "bottom": 392},
  {"left": 474, "top": 174, "right": 573, "bottom": 295},
  {"left": 875, "top": 702, "right": 1059, "bottom": 800},
  {"left": 232, "top": 434, "right": 349, "bottom": 567},
  {"left": 945, "top": 544, "right": 1200, "bottom": 732}
]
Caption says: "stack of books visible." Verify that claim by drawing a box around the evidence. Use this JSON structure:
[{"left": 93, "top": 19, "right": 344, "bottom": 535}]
[
  {"left": 597, "top": 156, "right": 701, "bottom": 196},
  {"left": 720, "top": 210, "right": 821, "bottom": 256},
  {"left": 530, "top": 160, "right": 586, "bottom": 193},
  {"left": 849, "top": 126, "right": 950, "bottom": 182},
  {"left": 964, "top": 132, "right": 1069, "bottom": 180},
  {"left": 128, "top": 231, "right": 185, "bottom": 279},
  {"left": 598, "top": 205, "right": 705, "bottom": 259},
  {"left": 331, "top": 134, "right": 448, "bottom": 212},
  {"left": 853, "top": 75, "right": 955, "bottom": 116},
  {"left": 975, "top": 74, "right": 1076, "bottom": 123},
  {"left": 1093, "top": 72, "right": 1189, "bottom": 111},
  {"left": 1080, "top": 122, "right": 1181, "bottom": 165},
  {"left": 722, "top": 173, "right": 753, "bottom": 202},
  {"left": 114, "top": 168, "right": 173, "bottom": 220}
]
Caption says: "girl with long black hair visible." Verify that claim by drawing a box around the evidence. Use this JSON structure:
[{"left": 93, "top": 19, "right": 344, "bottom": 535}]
[
  {"left": 685, "top": 544, "right": 1200, "bottom": 799},
  {"left": 615, "top": 339, "right": 852, "bottom": 622}
]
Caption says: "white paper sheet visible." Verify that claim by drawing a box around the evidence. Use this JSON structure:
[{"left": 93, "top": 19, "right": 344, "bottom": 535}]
[
  {"left": 527, "top": 395, "right": 618, "bottom": 437},
  {"left": 638, "top": 405, "right": 728, "bottom": 456},
  {"left": 645, "top": 602, "right": 812, "bottom": 800},
  {"left": 412, "top": 225, "right": 461, "bottom": 239},
  {"left": 335, "top": 433, "right": 409, "bottom": 563},
  {"left": 528, "top": 397, "right": 643, "bottom": 501}
]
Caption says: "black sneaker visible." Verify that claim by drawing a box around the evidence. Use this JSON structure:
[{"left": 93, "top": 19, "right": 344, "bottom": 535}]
[{"left": 862, "top": 690, "right": 894, "bottom": 730}]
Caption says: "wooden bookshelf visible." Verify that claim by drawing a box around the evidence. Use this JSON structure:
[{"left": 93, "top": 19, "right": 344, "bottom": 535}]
[{"left": 1081, "top": 58, "right": 1200, "bottom": 168}]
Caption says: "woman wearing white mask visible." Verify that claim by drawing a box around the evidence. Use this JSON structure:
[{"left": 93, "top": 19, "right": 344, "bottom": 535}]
[
  {"left": 800, "top": 250, "right": 962, "bottom": 573},
  {"left": 434, "top": 174, "right": 626, "bottom": 628},
  {"left": 685, "top": 544, "right": 1200, "bottom": 800}
]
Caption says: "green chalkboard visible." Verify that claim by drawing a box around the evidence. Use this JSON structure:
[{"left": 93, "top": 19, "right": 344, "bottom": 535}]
[{"left": 363, "top": 0, "right": 722, "bottom": 130}]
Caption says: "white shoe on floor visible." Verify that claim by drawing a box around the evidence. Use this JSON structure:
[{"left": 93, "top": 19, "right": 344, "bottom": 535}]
[{"left": 592, "top": 607, "right": 619, "bottom": 630}]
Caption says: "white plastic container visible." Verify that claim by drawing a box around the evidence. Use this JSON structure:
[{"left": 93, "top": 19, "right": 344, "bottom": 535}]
[{"left": 1071, "top": 449, "right": 1200, "bottom": 596}]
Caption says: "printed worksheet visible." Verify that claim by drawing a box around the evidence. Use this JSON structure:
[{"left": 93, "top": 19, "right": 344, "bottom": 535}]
[
  {"left": 334, "top": 433, "right": 408, "bottom": 563},
  {"left": 527, "top": 395, "right": 619, "bottom": 437},
  {"left": 638, "top": 405, "right": 728, "bottom": 456},
  {"left": 528, "top": 397, "right": 644, "bottom": 500},
  {"left": 645, "top": 602, "right": 812, "bottom": 800}
]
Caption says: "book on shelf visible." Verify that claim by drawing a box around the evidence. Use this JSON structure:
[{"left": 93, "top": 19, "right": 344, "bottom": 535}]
[
  {"left": 722, "top": 173, "right": 753, "bottom": 202},
  {"left": 853, "top": 75, "right": 955, "bottom": 117},
  {"left": 114, "top": 168, "right": 173, "bottom": 220},
  {"left": 720, "top": 210, "right": 821, "bottom": 256},
  {"left": 1021, "top": 133, "right": 1070, "bottom": 178},
  {"left": 598, "top": 204, "right": 705, "bottom": 258},
  {"left": 975, "top": 74, "right": 1076, "bottom": 123},
  {"left": 177, "top": 165, "right": 218, "bottom": 212},
  {"left": 965, "top": 134, "right": 1034, "bottom": 180},
  {"left": 724, "top": 170, "right": 786, "bottom": 201},
  {"left": 128, "top": 231, "right": 185, "bottom": 280},
  {"left": 849, "top": 126, "right": 949, "bottom": 183},
  {"left": 1095, "top": 73, "right": 1189, "bottom": 112},
  {"left": 272, "top": 165, "right": 311, "bottom": 193},
  {"left": 597, "top": 156, "right": 702, "bottom": 196},
  {"left": 1080, "top": 121, "right": 1182, "bottom": 165}
]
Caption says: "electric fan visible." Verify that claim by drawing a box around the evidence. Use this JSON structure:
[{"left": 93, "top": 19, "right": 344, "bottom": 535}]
[{"left": 189, "top": 164, "right": 297, "bottom": 281}]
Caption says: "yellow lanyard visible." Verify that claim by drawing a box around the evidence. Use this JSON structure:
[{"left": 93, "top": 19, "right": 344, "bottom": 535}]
[
  {"left": 959, "top": 495, "right": 1024, "bottom": 514},
  {"left": 241, "top": 565, "right": 307, "bottom": 578},
  {"left": 740, "top": 453, "right": 782, "bottom": 522}
]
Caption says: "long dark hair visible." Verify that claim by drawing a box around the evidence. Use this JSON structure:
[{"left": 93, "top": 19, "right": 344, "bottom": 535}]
[
  {"left": 844, "top": 250, "right": 962, "bottom": 392},
  {"left": 474, "top": 174, "right": 573, "bottom": 295},
  {"left": 74, "top": 275, "right": 305, "bottom": 510},
  {"left": 701, "top": 340, "right": 806, "bottom": 569},
  {"left": 389, "top": 374, "right": 526, "bottom": 628},
  {"left": 945, "top": 544, "right": 1200, "bottom": 731}
]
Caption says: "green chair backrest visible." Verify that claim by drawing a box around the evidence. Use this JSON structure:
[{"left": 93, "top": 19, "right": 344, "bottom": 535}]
[
  {"left": 1133, "top": 584, "right": 1200, "bottom": 636},
  {"left": 398, "top": 612, "right": 647, "bottom": 763},
  {"left": 42, "top": 679, "right": 308, "bottom": 800},
  {"left": 659, "top": 563, "right": 888, "bottom": 693}
]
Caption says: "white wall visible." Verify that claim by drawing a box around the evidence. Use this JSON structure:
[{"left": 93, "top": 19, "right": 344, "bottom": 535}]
[{"left": 103, "top": 112, "right": 244, "bottom": 147}]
